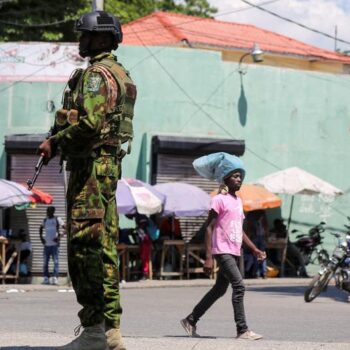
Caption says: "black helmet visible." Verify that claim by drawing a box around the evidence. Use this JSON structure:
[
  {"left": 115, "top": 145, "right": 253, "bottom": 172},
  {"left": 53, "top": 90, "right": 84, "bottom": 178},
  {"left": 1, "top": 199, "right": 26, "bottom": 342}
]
[{"left": 75, "top": 11, "right": 123, "bottom": 44}]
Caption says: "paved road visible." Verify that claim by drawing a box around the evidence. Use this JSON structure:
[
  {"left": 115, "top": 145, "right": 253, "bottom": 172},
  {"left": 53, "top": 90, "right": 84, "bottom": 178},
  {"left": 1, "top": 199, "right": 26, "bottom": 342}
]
[{"left": 0, "top": 279, "right": 349, "bottom": 349}]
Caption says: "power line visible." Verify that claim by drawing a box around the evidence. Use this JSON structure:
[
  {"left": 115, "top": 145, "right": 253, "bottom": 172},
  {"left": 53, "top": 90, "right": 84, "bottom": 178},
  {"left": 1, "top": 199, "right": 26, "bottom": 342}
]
[
  {"left": 214, "top": 0, "right": 282, "bottom": 15},
  {"left": 128, "top": 47, "right": 167, "bottom": 71},
  {"left": 2, "top": 0, "right": 344, "bottom": 62},
  {"left": 119, "top": 2, "right": 350, "bottom": 61},
  {"left": 0, "top": 0, "right": 279, "bottom": 31},
  {"left": 112, "top": 0, "right": 282, "bottom": 36},
  {"left": 0, "top": 18, "right": 71, "bottom": 28},
  {"left": 129, "top": 24, "right": 348, "bottom": 219},
  {"left": 179, "top": 69, "right": 237, "bottom": 133},
  {"left": 0, "top": 57, "right": 70, "bottom": 94},
  {"left": 2, "top": 30, "right": 350, "bottom": 98},
  {"left": 240, "top": 0, "right": 350, "bottom": 47},
  {"left": 0, "top": 3, "right": 71, "bottom": 17},
  {"left": 130, "top": 25, "right": 283, "bottom": 171},
  {"left": 130, "top": 27, "right": 234, "bottom": 133},
  {"left": 124, "top": 22, "right": 350, "bottom": 69}
]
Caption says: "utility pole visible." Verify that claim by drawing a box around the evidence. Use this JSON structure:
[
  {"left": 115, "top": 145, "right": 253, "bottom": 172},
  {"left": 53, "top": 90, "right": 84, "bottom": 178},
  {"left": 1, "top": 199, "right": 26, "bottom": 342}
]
[{"left": 92, "top": 0, "right": 104, "bottom": 10}]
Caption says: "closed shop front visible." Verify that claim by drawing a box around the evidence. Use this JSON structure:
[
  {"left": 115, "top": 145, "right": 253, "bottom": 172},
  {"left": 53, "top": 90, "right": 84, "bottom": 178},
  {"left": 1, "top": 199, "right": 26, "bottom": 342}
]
[
  {"left": 5, "top": 134, "right": 68, "bottom": 276},
  {"left": 151, "top": 135, "right": 245, "bottom": 241}
]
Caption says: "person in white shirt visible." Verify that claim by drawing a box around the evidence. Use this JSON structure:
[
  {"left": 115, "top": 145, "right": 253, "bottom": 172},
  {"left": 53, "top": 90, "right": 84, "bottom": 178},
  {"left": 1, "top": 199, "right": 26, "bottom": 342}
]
[{"left": 39, "top": 206, "right": 64, "bottom": 285}]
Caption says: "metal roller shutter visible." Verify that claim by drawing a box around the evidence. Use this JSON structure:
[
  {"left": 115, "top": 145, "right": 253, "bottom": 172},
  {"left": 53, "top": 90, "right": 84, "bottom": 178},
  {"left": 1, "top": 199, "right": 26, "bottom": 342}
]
[
  {"left": 8, "top": 154, "right": 68, "bottom": 276},
  {"left": 155, "top": 153, "right": 218, "bottom": 242},
  {"left": 151, "top": 135, "right": 245, "bottom": 242}
]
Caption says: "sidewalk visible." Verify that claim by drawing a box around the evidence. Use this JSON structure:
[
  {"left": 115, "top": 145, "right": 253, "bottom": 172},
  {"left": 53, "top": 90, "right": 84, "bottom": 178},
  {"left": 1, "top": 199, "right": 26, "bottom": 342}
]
[
  {"left": 0, "top": 277, "right": 311, "bottom": 292},
  {"left": 2, "top": 332, "right": 348, "bottom": 350}
]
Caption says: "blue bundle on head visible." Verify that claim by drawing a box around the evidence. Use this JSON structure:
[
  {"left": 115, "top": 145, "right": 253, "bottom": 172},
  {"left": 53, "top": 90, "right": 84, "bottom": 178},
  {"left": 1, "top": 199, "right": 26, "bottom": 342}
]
[{"left": 192, "top": 152, "right": 246, "bottom": 183}]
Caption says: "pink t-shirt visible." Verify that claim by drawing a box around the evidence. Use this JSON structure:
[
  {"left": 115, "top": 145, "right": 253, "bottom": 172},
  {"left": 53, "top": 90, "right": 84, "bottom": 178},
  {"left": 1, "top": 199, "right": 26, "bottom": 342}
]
[{"left": 211, "top": 193, "right": 245, "bottom": 256}]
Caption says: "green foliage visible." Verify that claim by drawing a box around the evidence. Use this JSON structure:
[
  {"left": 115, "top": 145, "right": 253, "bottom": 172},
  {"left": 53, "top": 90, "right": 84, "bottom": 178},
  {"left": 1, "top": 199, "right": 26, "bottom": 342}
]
[
  {"left": 155, "top": 0, "right": 217, "bottom": 18},
  {"left": 0, "top": 0, "right": 217, "bottom": 42},
  {"left": 0, "top": 0, "right": 90, "bottom": 41},
  {"left": 105, "top": 0, "right": 156, "bottom": 24}
]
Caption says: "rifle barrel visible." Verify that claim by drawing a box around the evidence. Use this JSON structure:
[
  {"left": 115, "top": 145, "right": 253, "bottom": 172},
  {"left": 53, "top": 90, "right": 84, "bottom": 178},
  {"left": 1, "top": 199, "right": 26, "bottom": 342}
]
[{"left": 27, "top": 155, "right": 45, "bottom": 190}]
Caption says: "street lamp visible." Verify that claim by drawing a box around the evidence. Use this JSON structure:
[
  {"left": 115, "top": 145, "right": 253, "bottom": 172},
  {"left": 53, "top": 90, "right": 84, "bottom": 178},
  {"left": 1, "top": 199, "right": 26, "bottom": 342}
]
[{"left": 238, "top": 43, "right": 264, "bottom": 74}]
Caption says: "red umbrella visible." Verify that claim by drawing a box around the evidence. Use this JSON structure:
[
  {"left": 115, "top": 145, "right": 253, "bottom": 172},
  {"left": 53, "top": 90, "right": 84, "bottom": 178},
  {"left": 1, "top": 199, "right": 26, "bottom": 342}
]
[{"left": 28, "top": 187, "right": 53, "bottom": 204}]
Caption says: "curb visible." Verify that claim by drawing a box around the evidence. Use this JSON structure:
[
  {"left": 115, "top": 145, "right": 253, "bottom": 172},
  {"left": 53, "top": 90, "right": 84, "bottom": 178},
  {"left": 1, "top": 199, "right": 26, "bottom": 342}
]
[{"left": 0, "top": 277, "right": 311, "bottom": 293}]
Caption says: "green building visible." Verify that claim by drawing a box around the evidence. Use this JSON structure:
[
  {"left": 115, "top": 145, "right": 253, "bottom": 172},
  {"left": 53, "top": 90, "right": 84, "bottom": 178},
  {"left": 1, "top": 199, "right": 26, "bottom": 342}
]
[{"left": 1, "top": 12, "right": 349, "bottom": 277}]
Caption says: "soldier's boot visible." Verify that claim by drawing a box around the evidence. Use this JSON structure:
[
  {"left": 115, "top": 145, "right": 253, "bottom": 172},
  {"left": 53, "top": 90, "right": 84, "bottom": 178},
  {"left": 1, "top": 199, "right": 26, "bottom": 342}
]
[
  {"left": 106, "top": 328, "right": 127, "bottom": 350},
  {"left": 57, "top": 321, "right": 107, "bottom": 350}
]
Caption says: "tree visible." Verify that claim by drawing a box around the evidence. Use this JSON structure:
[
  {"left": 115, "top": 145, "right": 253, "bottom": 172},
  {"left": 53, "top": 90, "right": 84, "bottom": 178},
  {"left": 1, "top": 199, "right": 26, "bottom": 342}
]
[
  {"left": 0, "top": 0, "right": 217, "bottom": 42},
  {"left": 0, "top": 0, "right": 90, "bottom": 41},
  {"left": 155, "top": 0, "right": 217, "bottom": 17}
]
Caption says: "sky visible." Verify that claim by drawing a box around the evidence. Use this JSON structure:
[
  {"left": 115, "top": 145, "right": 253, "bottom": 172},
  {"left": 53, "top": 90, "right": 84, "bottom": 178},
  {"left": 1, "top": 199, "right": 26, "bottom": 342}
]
[{"left": 208, "top": 0, "right": 350, "bottom": 52}]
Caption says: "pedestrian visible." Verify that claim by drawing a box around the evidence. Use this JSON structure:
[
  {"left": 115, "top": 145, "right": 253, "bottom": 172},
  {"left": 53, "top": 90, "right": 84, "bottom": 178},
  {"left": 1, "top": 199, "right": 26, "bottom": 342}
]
[
  {"left": 39, "top": 206, "right": 64, "bottom": 285},
  {"left": 181, "top": 153, "right": 265, "bottom": 340},
  {"left": 39, "top": 10, "right": 136, "bottom": 350},
  {"left": 135, "top": 215, "right": 152, "bottom": 280},
  {"left": 18, "top": 229, "right": 32, "bottom": 276}
]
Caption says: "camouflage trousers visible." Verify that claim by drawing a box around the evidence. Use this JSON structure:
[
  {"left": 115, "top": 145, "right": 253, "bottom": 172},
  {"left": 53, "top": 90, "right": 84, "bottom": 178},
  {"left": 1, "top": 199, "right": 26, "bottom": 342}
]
[{"left": 66, "top": 155, "right": 122, "bottom": 328}]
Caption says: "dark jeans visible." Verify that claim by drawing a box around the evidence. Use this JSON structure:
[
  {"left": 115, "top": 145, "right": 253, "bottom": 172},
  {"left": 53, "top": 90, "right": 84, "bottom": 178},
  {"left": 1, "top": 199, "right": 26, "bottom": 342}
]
[
  {"left": 43, "top": 245, "right": 59, "bottom": 278},
  {"left": 189, "top": 254, "right": 248, "bottom": 334}
]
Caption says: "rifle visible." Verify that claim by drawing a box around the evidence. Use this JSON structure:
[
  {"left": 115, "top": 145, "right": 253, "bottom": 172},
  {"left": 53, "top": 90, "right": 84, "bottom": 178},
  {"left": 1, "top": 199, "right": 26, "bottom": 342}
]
[
  {"left": 26, "top": 155, "right": 44, "bottom": 191},
  {"left": 27, "top": 127, "right": 55, "bottom": 190}
]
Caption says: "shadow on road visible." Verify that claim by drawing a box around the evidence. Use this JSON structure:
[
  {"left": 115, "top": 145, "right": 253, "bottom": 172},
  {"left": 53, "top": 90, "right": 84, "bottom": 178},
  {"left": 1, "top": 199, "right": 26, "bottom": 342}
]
[
  {"left": 164, "top": 335, "right": 216, "bottom": 339},
  {"left": 248, "top": 285, "right": 349, "bottom": 303},
  {"left": 1, "top": 348, "right": 56, "bottom": 350}
]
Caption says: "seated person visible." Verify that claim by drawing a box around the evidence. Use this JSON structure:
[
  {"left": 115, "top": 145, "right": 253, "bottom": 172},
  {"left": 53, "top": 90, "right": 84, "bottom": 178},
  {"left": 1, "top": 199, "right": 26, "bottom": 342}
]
[
  {"left": 6, "top": 229, "right": 32, "bottom": 276},
  {"left": 268, "top": 218, "right": 288, "bottom": 266},
  {"left": 270, "top": 218, "right": 288, "bottom": 239},
  {"left": 243, "top": 211, "right": 268, "bottom": 278},
  {"left": 159, "top": 217, "right": 182, "bottom": 240},
  {"left": 119, "top": 227, "right": 139, "bottom": 245}
]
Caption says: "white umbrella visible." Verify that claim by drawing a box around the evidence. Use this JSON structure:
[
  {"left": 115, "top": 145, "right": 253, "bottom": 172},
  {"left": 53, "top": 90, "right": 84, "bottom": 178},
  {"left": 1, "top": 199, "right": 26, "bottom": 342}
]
[
  {"left": 254, "top": 167, "right": 343, "bottom": 277},
  {"left": 254, "top": 166, "right": 343, "bottom": 228},
  {"left": 116, "top": 178, "right": 165, "bottom": 215},
  {"left": 153, "top": 182, "right": 211, "bottom": 217},
  {"left": 254, "top": 166, "right": 343, "bottom": 197},
  {"left": 0, "top": 179, "right": 33, "bottom": 208}
]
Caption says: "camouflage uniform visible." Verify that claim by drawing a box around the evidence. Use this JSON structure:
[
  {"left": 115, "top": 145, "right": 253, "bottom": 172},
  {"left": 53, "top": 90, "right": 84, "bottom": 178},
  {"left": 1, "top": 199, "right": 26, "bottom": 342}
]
[{"left": 53, "top": 52, "right": 136, "bottom": 329}]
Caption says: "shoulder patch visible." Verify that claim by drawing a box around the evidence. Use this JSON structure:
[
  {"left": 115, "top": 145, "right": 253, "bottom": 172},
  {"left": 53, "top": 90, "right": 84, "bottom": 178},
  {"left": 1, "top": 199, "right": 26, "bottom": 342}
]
[{"left": 87, "top": 74, "right": 102, "bottom": 92}]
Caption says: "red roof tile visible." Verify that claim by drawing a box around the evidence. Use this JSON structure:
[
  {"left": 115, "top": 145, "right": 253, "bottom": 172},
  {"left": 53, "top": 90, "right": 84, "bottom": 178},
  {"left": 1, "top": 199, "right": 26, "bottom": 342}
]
[{"left": 123, "top": 11, "right": 350, "bottom": 64}]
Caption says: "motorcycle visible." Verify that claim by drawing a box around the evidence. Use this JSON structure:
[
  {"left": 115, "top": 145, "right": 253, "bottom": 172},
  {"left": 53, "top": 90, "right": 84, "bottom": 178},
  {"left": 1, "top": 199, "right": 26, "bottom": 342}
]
[
  {"left": 291, "top": 222, "right": 329, "bottom": 265},
  {"left": 286, "top": 222, "right": 329, "bottom": 276},
  {"left": 304, "top": 231, "right": 350, "bottom": 302}
]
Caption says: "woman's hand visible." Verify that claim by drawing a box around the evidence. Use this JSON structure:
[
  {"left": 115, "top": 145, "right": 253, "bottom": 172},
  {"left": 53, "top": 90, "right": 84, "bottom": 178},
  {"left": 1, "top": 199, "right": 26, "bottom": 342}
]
[
  {"left": 253, "top": 249, "right": 266, "bottom": 261},
  {"left": 203, "top": 256, "right": 214, "bottom": 276}
]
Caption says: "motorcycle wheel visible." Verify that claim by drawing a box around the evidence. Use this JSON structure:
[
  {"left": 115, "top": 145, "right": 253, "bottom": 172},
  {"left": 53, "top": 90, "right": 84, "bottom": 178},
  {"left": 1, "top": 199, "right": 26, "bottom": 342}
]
[{"left": 304, "top": 271, "right": 332, "bottom": 302}]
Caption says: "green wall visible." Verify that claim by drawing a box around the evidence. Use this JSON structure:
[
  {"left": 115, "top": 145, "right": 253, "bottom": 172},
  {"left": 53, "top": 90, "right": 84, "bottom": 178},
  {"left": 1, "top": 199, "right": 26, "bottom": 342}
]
[{"left": 1, "top": 45, "right": 350, "bottom": 251}]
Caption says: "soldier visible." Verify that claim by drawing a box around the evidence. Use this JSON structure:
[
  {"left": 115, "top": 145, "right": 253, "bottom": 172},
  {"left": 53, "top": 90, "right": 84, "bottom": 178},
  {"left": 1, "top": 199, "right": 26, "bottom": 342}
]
[{"left": 39, "top": 10, "right": 137, "bottom": 350}]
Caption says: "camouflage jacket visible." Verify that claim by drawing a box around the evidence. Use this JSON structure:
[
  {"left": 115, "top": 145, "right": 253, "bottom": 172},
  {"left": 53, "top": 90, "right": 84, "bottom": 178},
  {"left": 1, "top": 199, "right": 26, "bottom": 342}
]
[{"left": 53, "top": 52, "right": 135, "bottom": 158}]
